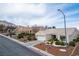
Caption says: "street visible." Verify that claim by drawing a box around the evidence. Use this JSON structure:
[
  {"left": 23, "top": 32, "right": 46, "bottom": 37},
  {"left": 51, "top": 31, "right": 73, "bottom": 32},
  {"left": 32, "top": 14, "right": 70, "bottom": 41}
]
[{"left": 0, "top": 35, "right": 41, "bottom": 56}]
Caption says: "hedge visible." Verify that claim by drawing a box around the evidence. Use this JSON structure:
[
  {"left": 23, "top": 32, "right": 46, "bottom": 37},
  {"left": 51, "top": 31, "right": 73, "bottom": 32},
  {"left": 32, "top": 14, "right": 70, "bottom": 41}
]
[{"left": 55, "top": 41, "right": 65, "bottom": 46}]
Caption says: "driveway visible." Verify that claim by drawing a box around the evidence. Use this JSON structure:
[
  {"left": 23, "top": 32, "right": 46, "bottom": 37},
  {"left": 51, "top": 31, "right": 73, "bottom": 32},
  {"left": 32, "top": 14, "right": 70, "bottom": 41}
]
[{"left": 25, "top": 40, "right": 43, "bottom": 46}]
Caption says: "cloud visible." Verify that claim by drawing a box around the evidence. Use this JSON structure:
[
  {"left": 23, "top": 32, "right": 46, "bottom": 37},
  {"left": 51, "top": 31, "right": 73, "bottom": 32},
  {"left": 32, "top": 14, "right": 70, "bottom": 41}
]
[
  {"left": 0, "top": 3, "right": 47, "bottom": 26},
  {"left": 28, "top": 13, "right": 61, "bottom": 26},
  {"left": 0, "top": 3, "right": 79, "bottom": 29},
  {"left": 0, "top": 3, "right": 46, "bottom": 15}
]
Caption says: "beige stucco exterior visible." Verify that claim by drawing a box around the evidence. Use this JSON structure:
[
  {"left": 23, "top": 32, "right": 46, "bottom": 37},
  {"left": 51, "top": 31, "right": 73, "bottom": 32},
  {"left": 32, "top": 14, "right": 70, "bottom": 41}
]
[{"left": 35, "top": 28, "right": 79, "bottom": 43}]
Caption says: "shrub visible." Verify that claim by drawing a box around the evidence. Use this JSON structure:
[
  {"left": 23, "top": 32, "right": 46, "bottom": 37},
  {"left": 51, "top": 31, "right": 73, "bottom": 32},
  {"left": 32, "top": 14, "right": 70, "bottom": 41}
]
[
  {"left": 53, "top": 38, "right": 59, "bottom": 41},
  {"left": 73, "top": 39, "right": 77, "bottom": 42},
  {"left": 47, "top": 39, "right": 53, "bottom": 44},
  {"left": 50, "top": 41, "right": 53, "bottom": 44},
  {"left": 55, "top": 41, "right": 61, "bottom": 45},
  {"left": 55, "top": 41, "right": 65, "bottom": 46},
  {"left": 76, "top": 38, "right": 79, "bottom": 42},
  {"left": 60, "top": 41, "right": 65, "bottom": 46},
  {"left": 77, "top": 37, "right": 79, "bottom": 40},
  {"left": 73, "top": 38, "right": 79, "bottom": 42},
  {"left": 47, "top": 41, "right": 50, "bottom": 44},
  {"left": 74, "top": 35, "right": 79, "bottom": 42},
  {"left": 17, "top": 33, "right": 24, "bottom": 39},
  {"left": 69, "top": 41, "right": 75, "bottom": 47},
  {"left": 27, "top": 36, "right": 31, "bottom": 41}
]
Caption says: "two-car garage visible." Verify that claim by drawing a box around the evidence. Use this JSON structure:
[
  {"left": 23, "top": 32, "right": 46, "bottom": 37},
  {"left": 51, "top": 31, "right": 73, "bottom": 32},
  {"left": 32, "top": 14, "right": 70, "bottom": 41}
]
[{"left": 36, "top": 35, "right": 46, "bottom": 42}]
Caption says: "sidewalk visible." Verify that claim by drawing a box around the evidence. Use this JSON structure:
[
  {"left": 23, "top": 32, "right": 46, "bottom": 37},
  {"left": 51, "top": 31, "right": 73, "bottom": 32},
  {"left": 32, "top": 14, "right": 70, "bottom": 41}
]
[{"left": 0, "top": 34, "right": 53, "bottom": 56}]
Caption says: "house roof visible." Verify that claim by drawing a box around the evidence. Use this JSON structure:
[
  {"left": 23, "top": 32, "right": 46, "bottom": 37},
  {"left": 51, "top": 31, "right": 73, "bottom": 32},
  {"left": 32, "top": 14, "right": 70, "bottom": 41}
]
[{"left": 36, "top": 28, "right": 78, "bottom": 36}]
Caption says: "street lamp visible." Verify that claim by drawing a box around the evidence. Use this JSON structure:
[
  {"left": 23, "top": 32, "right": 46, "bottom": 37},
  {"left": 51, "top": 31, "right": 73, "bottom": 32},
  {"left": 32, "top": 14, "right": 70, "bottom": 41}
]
[{"left": 58, "top": 9, "right": 67, "bottom": 49}]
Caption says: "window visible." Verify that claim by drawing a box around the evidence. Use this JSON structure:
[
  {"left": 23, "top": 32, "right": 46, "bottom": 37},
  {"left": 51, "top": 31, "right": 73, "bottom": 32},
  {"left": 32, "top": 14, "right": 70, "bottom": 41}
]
[
  {"left": 60, "top": 36, "right": 66, "bottom": 41},
  {"left": 51, "top": 35, "right": 56, "bottom": 39}
]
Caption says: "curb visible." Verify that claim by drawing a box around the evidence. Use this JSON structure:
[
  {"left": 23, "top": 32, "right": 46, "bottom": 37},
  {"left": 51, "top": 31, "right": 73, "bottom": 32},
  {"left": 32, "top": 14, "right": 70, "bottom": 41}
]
[
  {"left": 0, "top": 34, "right": 53, "bottom": 56},
  {"left": 27, "top": 46, "right": 53, "bottom": 56}
]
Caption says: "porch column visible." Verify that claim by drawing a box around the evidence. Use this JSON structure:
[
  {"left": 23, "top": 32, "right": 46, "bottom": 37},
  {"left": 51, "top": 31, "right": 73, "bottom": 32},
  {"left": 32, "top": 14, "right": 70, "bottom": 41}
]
[{"left": 57, "top": 35, "right": 60, "bottom": 40}]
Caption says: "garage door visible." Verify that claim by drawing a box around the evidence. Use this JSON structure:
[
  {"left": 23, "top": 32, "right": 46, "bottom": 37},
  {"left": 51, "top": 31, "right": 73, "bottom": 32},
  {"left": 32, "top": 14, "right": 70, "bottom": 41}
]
[{"left": 36, "top": 36, "right": 46, "bottom": 41}]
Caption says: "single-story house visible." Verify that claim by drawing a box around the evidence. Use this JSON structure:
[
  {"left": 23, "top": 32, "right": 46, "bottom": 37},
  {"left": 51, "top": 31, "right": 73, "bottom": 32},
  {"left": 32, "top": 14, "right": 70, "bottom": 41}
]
[{"left": 35, "top": 28, "right": 79, "bottom": 43}]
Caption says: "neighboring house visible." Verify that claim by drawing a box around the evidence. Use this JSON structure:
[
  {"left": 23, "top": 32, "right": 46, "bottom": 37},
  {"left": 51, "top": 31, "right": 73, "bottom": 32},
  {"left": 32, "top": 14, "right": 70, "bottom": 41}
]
[
  {"left": 31, "top": 25, "right": 45, "bottom": 33},
  {"left": 15, "top": 26, "right": 33, "bottom": 33},
  {"left": 15, "top": 25, "right": 45, "bottom": 34},
  {"left": 35, "top": 28, "right": 79, "bottom": 43}
]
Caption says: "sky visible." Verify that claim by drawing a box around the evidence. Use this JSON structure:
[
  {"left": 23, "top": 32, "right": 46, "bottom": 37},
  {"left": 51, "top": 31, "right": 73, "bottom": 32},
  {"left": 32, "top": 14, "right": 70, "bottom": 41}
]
[{"left": 0, "top": 3, "right": 79, "bottom": 29}]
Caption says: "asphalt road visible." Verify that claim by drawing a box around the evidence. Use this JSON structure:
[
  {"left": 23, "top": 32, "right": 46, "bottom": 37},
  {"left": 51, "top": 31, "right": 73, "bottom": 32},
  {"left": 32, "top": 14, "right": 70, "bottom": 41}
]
[{"left": 0, "top": 35, "right": 41, "bottom": 56}]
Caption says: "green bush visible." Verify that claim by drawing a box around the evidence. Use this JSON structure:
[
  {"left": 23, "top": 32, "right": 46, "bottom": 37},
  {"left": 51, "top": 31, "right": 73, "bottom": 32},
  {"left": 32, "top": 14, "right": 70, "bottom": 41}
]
[
  {"left": 46, "top": 41, "right": 49, "bottom": 44},
  {"left": 17, "top": 32, "right": 36, "bottom": 41},
  {"left": 55, "top": 41, "right": 61, "bottom": 45},
  {"left": 73, "top": 39, "right": 77, "bottom": 42},
  {"left": 60, "top": 41, "right": 65, "bottom": 46},
  {"left": 47, "top": 39, "right": 53, "bottom": 44},
  {"left": 69, "top": 41, "right": 75, "bottom": 47},
  {"left": 76, "top": 37, "right": 79, "bottom": 42},
  {"left": 55, "top": 41, "right": 65, "bottom": 46},
  {"left": 27, "top": 36, "right": 31, "bottom": 41},
  {"left": 53, "top": 38, "right": 59, "bottom": 41},
  {"left": 17, "top": 33, "right": 24, "bottom": 39},
  {"left": 77, "top": 37, "right": 79, "bottom": 40},
  {"left": 73, "top": 38, "right": 79, "bottom": 42}
]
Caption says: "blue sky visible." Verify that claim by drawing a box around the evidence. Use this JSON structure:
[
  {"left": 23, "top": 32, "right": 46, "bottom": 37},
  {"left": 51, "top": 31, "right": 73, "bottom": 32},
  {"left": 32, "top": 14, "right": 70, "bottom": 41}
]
[{"left": 0, "top": 3, "right": 79, "bottom": 29}]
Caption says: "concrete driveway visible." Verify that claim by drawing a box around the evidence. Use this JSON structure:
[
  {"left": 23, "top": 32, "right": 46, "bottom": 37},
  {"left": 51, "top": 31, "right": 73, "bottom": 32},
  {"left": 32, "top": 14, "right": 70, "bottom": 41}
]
[{"left": 25, "top": 40, "right": 43, "bottom": 46}]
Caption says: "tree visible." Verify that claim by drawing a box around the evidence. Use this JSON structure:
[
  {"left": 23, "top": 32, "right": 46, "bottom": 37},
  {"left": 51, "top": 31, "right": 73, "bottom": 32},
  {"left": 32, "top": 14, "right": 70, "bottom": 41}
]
[
  {"left": 0, "top": 24, "right": 5, "bottom": 33},
  {"left": 6, "top": 26, "right": 16, "bottom": 37},
  {"left": 52, "top": 26, "right": 56, "bottom": 29}
]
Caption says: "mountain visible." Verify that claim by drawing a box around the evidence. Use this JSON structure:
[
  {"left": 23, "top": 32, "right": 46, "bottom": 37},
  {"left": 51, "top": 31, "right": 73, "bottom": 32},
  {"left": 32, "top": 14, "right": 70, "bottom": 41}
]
[{"left": 0, "top": 20, "right": 16, "bottom": 27}]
